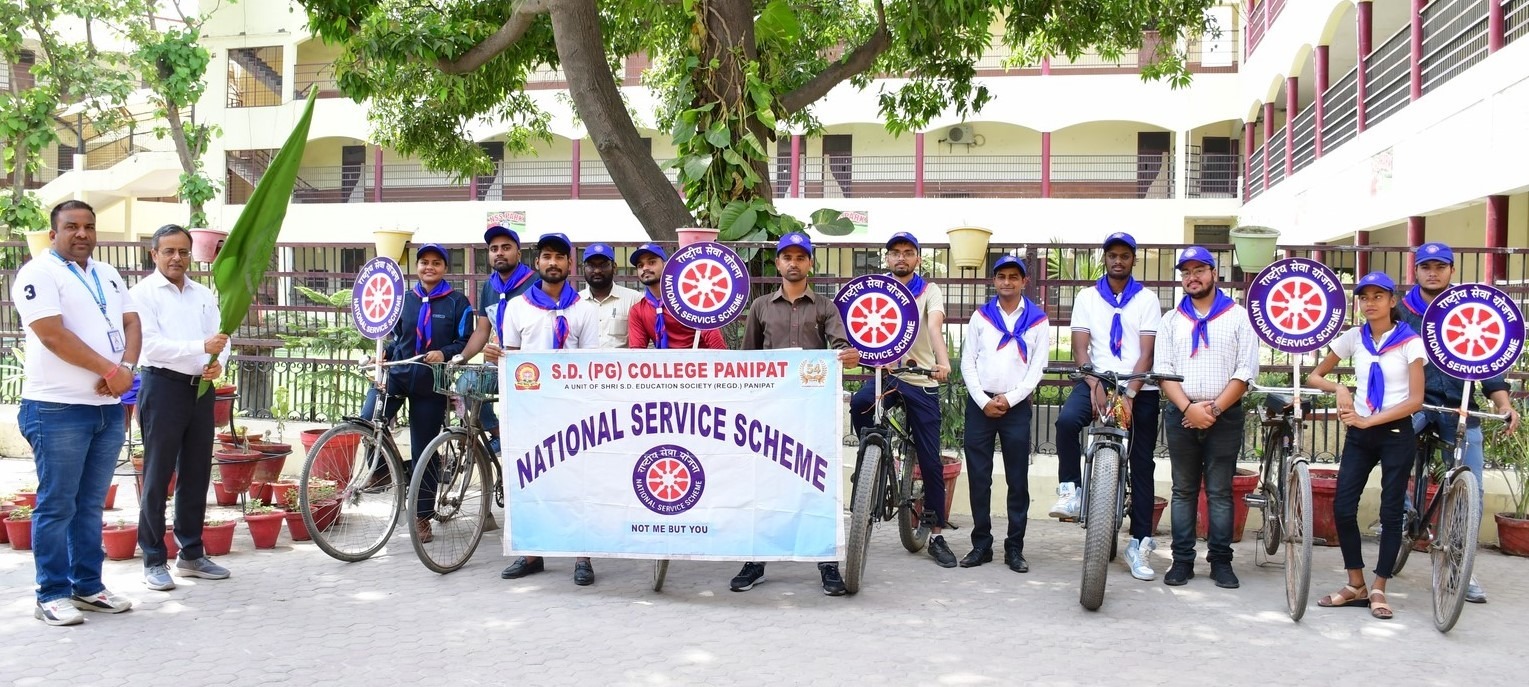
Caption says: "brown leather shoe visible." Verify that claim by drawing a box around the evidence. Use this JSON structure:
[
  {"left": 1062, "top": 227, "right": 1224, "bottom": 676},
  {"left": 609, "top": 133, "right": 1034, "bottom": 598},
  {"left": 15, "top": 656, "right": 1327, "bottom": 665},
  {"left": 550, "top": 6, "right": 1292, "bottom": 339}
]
[{"left": 415, "top": 519, "right": 434, "bottom": 543}]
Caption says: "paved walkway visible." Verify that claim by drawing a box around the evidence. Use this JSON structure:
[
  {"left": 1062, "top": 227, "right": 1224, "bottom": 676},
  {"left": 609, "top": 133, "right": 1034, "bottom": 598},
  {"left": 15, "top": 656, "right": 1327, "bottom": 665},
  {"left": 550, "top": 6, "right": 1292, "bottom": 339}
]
[{"left": 2, "top": 456, "right": 1526, "bottom": 685}]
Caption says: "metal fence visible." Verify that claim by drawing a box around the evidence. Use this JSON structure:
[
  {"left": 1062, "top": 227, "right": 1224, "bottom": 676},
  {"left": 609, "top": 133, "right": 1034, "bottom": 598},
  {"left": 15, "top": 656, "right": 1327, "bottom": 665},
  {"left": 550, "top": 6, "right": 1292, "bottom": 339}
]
[
  {"left": 1420, "top": 0, "right": 1491, "bottom": 96},
  {"left": 1364, "top": 24, "right": 1413, "bottom": 130},
  {"left": 1511, "top": 0, "right": 1529, "bottom": 42},
  {"left": 1322, "top": 67, "right": 1360, "bottom": 152}
]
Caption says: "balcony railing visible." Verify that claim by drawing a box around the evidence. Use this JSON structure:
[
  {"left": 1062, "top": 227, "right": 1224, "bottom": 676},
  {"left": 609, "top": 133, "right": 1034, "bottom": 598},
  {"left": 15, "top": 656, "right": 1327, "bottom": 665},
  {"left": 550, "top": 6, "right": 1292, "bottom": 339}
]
[
  {"left": 1421, "top": 0, "right": 1491, "bottom": 97},
  {"left": 1246, "top": 146, "right": 1265, "bottom": 199},
  {"left": 294, "top": 63, "right": 344, "bottom": 99},
  {"left": 1290, "top": 105, "right": 1318, "bottom": 174},
  {"left": 1510, "top": 0, "right": 1529, "bottom": 42},
  {"left": 1322, "top": 67, "right": 1360, "bottom": 152},
  {"left": 1264, "top": 130, "right": 1286, "bottom": 186},
  {"left": 1364, "top": 24, "right": 1412, "bottom": 129},
  {"left": 1186, "top": 151, "right": 1239, "bottom": 198}
]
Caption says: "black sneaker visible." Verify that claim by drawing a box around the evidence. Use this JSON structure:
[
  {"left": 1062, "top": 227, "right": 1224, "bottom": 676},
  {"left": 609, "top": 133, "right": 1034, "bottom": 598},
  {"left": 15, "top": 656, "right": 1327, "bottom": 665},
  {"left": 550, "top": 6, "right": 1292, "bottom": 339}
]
[
  {"left": 819, "top": 563, "right": 847, "bottom": 596},
  {"left": 928, "top": 535, "right": 957, "bottom": 568},
  {"left": 1164, "top": 560, "right": 1195, "bottom": 586},
  {"left": 1210, "top": 562, "right": 1240, "bottom": 589},
  {"left": 730, "top": 562, "right": 765, "bottom": 592},
  {"left": 573, "top": 560, "right": 594, "bottom": 586}
]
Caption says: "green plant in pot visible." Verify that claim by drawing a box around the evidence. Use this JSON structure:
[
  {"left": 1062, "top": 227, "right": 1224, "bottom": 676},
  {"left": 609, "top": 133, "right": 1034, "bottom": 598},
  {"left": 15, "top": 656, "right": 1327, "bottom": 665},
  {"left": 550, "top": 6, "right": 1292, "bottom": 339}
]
[{"left": 1489, "top": 402, "right": 1529, "bottom": 556}]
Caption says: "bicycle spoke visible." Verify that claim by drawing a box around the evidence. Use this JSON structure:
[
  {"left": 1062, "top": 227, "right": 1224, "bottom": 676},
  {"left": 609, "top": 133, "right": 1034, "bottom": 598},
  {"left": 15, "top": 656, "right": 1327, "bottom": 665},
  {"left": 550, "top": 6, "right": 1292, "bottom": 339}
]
[{"left": 300, "top": 423, "right": 403, "bottom": 562}]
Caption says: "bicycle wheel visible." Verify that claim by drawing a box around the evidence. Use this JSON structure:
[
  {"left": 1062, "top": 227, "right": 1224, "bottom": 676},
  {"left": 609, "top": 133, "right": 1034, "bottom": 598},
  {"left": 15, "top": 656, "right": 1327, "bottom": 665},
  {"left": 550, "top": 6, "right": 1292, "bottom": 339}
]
[
  {"left": 1109, "top": 465, "right": 1125, "bottom": 563},
  {"left": 1283, "top": 460, "right": 1313, "bottom": 621},
  {"left": 300, "top": 422, "right": 404, "bottom": 562},
  {"left": 409, "top": 429, "right": 490, "bottom": 574},
  {"left": 1080, "top": 446, "right": 1120, "bottom": 611},
  {"left": 1392, "top": 481, "right": 1423, "bottom": 575},
  {"left": 1262, "top": 427, "right": 1291, "bottom": 557},
  {"left": 1431, "top": 470, "right": 1481, "bottom": 633},
  {"left": 844, "top": 442, "right": 884, "bottom": 595},
  {"left": 653, "top": 560, "right": 669, "bottom": 592},
  {"left": 895, "top": 442, "right": 930, "bottom": 553}
]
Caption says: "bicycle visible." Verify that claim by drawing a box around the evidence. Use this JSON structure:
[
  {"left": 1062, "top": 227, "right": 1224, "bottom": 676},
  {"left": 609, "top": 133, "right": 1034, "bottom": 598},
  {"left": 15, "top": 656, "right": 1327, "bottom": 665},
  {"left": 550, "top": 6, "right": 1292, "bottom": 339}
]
[
  {"left": 407, "top": 362, "right": 504, "bottom": 574},
  {"left": 842, "top": 365, "right": 933, "bottom": 595},
  {"left": 298, "top": 354, "right": 427, "bottom": 562},
  {"left": 1247, "top": 384, "right": 1326, "bottom": 621},
  {"left": 1392, "top": 403, "right": 1505, "bottom": 632},
  {"left": 1044, "top": 364, "right": 1181, "bottom": 611}
]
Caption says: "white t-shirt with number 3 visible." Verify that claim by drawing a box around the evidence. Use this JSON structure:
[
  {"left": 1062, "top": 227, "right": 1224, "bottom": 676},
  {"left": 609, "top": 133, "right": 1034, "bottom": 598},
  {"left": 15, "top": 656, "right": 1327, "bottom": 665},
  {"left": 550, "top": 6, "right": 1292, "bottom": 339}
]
[{"left": 12, "top": 254, "right": 136, "bottom": 405}]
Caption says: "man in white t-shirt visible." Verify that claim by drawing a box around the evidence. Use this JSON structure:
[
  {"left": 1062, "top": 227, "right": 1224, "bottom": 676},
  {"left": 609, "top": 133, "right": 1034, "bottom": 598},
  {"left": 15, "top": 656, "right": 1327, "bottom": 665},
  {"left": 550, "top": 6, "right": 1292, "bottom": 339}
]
[
  {"left": 490, "top": 233, "right": 600, "bottom": 586},
  {"left": 12, "top": 201, "right": 141, "bottom": 626},
  {"left": 1051, "top": 232, "right": 1163, "bottom": 569},
  {"left": 577, "top": 243, "right": 641, "bottom": 349}
]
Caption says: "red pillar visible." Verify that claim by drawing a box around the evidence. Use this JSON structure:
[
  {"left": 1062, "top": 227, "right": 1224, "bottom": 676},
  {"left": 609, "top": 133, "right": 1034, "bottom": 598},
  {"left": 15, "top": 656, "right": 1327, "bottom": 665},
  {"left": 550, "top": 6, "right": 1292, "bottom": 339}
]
[
  {"left": 372, "top": 145, "right": 383, "bottom": 203},
  {"left": 789, "top": 134, "right": 801, "bottom": 198},
  {"left": 1355, "top": 230, "right": 1371, "bottom": 276},
  {"left": 1243, "top": 121, "right": 1255, "bottom": 198},
  {"left": 1041, "top": 131, "right": 1052, "bottom": 198},
  {"left": 1489, "top": 0, "right": 1506, "bottom": 53},
  {"left": 1357, "top": 1, "right": 1373, "bottom": 132},
  {"left": 1315, "top": 46, "right": 1330, "bottom": 158},
  {"left": 914, "top": 132, "right": 925, "bottom": 198},
  {"left": 1041, "top": 57, "right": 1050, "bottom": 75},
  {"left": 1487, "top": 195, "right": 1508, "bottom": 284},
  {"left": 570, "top": 139, "right": 581, "bottom": 199},
  {"left": 1262, "top": 102, "right": 1275, "bottom": 190},
  {"left": 1406, "top": 216, "right": 1426, "bottom": 284},
  {"left": 1285, "top": 77, "right": 1298, "bottom": 177},
  {"left": 1410, "top": 0, "right": 1425, "bottom": 101}
]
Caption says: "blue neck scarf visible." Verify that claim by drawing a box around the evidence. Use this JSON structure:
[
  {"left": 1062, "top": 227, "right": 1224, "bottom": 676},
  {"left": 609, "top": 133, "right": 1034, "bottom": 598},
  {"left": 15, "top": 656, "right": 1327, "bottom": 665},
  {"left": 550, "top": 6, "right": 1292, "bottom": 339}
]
[
  {"left": 1177, "top": 289, "right": 1237, "bottom": 357},
  {"left": 1402, "top": 284, "right": 1430, "bottom": 318},
  {"left": 1097, "top": 276, "right": 1144, "bottom": 359},
  {"left": 490, "top": 264, "right": 535, "bottom": 345},
  {"left": 523, "top": 280, "right": 579, "bottom": 349},
  {"left": 905, "top": 274, "right": 928, "bottom": 299},
  {"left": 1360, "top": 322, "right": 1419, "bottom": 413},
  {"left": 644, "top": 289, "right": 668, "bottom": 349},
  {"left": 977, "top": 297, "right": 1048, "bottom": 363},
  {"left": 413, "top": 281, "right": 453, "bottom": 354}
]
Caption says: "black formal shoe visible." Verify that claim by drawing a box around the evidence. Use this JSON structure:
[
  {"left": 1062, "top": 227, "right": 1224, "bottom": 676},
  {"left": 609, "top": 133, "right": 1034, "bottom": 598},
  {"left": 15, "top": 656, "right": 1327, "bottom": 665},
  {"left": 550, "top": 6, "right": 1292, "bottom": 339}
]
[
  {"left": 1005, "top": 551, "right": 1029, "bottom": 573},
  {"left": 928, "top": 535, "right": 958, "bottom": 568},
  {"left": 501, "top": 556, "right": 544, "bottom": 579},
  {"left": 959, "top": 548, "right": 993, "bottom": 568},
  {"left": 573, "top": 560, "right": 594, "bottom": 586},
  {"left": 1210, "top": 562, "right": 1240, "bottom": 589},
  {"left": 1164, "top": 560, "right": 1194, "bottom": 586}
]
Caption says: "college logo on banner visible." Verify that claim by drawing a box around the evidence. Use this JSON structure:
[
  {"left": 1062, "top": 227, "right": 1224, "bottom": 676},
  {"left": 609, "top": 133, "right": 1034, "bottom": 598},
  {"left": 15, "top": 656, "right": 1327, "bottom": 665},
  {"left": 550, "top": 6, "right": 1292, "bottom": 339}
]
[
  {"left": 350, "top": 257, "right": 406, "bottom": 340},
  {"left": 1245, "top": 257, "right": 1347, "bottom": 353},
  {"left": 513, "top": 362, "right": 542, "bottom": 390},
  {"left": 632, "top": 444, "right": 707, "bottom": 516},
  {"left": 660, "top": 241, "right": 751, "bottom": 331},
  {"left": 834, "top": 275, "right": 921, "bottom": 366},
  {"left": 1421, "top": 283, "right": 1525, "bottom": 382}
]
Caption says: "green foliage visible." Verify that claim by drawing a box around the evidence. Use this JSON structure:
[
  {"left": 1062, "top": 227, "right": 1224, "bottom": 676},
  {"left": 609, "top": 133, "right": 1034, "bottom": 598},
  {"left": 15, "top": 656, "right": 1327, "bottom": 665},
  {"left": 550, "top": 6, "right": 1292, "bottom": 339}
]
[
  {"left": 938, "top": 331, "right": 963, "bottom": 451},
  {"left": 1488, "top": 401, "right": 1529, "bottom": 519},
  {"left": 1045, "top": 237, "right": 1104, "bottom": 282},
  {"left": 7, "top": 504, "right": 33, "bottom": 520},
  {"left": 128, "top": 11, "right": 223, "bottom": 225},
  {"left": 280, "top": 285, "right": 372, "bottom": 422}
]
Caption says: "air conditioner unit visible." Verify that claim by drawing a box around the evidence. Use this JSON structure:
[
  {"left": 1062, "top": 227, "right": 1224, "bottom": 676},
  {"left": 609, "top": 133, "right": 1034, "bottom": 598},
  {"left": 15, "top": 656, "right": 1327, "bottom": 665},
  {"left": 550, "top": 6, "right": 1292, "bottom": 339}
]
[{"left": 945, "top": 124, "right": 976, "bottom": 145}]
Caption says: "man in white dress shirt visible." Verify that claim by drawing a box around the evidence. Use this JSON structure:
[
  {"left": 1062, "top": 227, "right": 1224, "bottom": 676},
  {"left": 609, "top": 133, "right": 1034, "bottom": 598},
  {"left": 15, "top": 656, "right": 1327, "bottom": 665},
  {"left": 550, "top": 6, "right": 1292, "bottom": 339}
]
[
  {"left": 130, "top": 225, "right": 233, "bottom": 591},
  {"left": 577, "top": 243, "right": 640, "bottom": 349},
  {"left": 959, "top": 255, "right": 1050, "bottom": 573}
]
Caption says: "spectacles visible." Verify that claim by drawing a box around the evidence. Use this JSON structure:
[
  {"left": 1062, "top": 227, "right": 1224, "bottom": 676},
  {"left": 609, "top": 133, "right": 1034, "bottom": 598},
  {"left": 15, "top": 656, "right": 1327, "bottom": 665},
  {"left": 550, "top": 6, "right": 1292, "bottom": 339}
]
[
  {"left": 887, "top": 250, "right": 920, "bottom": 259},
  {"left": 157, "top": 249, "right": 192, "bottom": 259},
  {"left": 1179, "top": 266, "right": 1214, "bottom": 279}
]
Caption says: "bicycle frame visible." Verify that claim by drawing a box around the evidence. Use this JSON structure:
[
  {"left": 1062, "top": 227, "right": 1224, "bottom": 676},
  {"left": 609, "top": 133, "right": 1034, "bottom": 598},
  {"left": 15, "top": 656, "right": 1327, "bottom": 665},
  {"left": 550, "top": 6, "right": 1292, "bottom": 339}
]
[{"left": 853, "top": 369, "right": 920, "bottom": 523}]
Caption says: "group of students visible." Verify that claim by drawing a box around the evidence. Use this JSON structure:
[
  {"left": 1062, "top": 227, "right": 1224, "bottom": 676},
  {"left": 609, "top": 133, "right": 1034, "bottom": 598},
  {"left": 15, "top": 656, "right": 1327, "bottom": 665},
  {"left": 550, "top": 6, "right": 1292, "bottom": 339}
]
[{"left": 13, "top": 197, "right": 1519, "bottom": 625}]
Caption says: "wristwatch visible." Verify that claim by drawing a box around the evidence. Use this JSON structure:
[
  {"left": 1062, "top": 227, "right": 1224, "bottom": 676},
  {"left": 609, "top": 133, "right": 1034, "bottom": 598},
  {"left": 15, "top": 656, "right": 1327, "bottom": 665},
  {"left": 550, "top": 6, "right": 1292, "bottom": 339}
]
[
  {"left": 1125, "top": 387, "right": 1138, "bottom": 400},
  {"left": 1209, "top": 403, "right": 1223, "bottom": 418}
]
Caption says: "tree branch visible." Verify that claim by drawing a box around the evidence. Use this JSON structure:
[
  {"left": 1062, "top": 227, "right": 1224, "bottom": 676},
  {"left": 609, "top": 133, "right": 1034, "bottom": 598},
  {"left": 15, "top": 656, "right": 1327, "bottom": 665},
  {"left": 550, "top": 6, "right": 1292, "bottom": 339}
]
[
  {"left": 777, "top": 0, "right": 890, "bottom": 114},
  {"left": 435, "top": 0, "right": 548, "bottom": 75}
]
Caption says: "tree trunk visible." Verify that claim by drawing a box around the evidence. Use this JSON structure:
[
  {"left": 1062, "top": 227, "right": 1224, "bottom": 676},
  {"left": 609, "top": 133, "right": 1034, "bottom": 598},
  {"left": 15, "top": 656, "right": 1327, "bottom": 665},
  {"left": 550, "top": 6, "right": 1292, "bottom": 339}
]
[
  {"left": 697, "top": 0, "right": 771, "bottom": 204},
  {"left": 161, "top": 101, "right": 204, "bottom": 224},
  {"left": 548, "top": 0, "right": 694, "bottom": 242}
]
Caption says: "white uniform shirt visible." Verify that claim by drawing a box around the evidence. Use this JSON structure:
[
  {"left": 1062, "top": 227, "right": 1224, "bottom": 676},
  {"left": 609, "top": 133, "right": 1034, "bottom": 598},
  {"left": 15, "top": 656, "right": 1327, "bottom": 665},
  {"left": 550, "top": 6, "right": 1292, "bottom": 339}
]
[
  {"left": 1154, "top": 300, "right": 1260, "bottom": 402},
  {"left": 502, "top": 287, "right": 601, "bottom": 351},
  {"left": 12, "top": 253, "right": 137, "bottom": 405},
  {"left": 130, "top": 270, "right": 230, "bottom": 376},
  {"left": 1329, "top": 326, "right": 1426, "bottom": 417},
  {"left": 578, "top": 283, "right": 641, "bottom": 349},
  {"left": 1070, "top": 283, "right": 1162, "bottom": 387},
  {"left": 961, "top": 299, "right": 1051, "bottom": 408}
]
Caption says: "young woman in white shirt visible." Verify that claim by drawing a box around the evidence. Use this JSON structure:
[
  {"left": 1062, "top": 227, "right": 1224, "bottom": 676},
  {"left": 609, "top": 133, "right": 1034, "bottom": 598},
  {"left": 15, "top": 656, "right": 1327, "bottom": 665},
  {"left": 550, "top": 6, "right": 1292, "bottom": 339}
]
[{"left": 1306, "top": 272, "right": 1424, "bottom": 620}]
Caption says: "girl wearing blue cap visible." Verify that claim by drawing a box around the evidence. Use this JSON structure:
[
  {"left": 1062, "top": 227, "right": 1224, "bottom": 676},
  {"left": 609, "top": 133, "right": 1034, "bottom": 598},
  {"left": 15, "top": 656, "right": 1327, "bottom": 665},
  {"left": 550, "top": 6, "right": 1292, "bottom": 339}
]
[{"left": 1307, "top": 272, "right": 1424, "bottom": 620}]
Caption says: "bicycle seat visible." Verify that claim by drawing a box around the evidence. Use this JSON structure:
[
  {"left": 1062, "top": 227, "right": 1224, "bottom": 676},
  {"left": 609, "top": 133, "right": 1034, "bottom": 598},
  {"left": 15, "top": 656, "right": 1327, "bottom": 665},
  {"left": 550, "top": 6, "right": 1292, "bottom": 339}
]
[{"left": 1263, "top": 393, "right": 1312, "bottom": 416}]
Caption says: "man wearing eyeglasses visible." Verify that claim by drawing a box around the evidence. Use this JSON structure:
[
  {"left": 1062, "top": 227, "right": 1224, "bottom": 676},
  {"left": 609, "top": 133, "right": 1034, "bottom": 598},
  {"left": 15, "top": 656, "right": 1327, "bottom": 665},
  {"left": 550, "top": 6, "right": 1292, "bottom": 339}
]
[{"left": 130, "top": 225, "right": 233, "bottom": 593}]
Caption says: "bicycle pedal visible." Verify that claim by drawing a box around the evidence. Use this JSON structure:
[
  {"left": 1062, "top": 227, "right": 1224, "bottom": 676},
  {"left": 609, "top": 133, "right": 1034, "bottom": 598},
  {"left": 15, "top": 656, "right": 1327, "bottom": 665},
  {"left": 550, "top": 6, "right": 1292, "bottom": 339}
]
[
  {"left": 1243, "top": 494, "right": 1267, "bottom": 508},
  {"left": 1058, "top": 516, "right": 1079, "bottom": 524}
]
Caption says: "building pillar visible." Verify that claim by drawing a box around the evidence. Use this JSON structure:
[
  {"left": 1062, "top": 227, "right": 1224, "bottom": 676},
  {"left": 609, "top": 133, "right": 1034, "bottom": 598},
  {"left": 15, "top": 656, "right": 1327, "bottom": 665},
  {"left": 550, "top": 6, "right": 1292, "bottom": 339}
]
[
  {"left": 1041, "top": 131, "right": 1052, "bottom": 198},
  {"left": 1487, "top": 195, "right": 1508, "bottom": 284},
  {"left": 1489, "top": 0, "right": 1506, "bottom": 53},
  {"left": 914, "top": 132, "right": 925, "bottom": 198},
  {"left": 1355, "top": 230, "right": 1371, "bottom": 276},
  {"left": 570, "top": 139, "right": 581, "bottom": 199},
  {"left": 1285, "top": 77, "right": 1298, "bottom": 177},
  {"left": 1410, "top": 0, "right": 1425, "bottom": 101},
  {"left": 1041, "top": 56, "right": 1050, "bottom": 76},
  {"left": 1357, "top": 1, "right": 1373, "bottom": 132},
  {"left": 1315, "top": 45, "right": 1330, "bottom": 158},
  {"left": 789, "top": 134, "right": 802, "bottom": 198},
  {"left": 1243, "top": 121, "right": 1255, "bottom": 198},
  {"left": 373, "top": 146, "right": 383, "bottom": 203},
  {"left": 1174, "top": 130, "right": 1188, "bottom": 199},
  {"left": 1262, "top": 102, "right": 1275, "bottom": 191},
  {"left": 1406, "top": 216, "right": 1426, "bottom": 284}
]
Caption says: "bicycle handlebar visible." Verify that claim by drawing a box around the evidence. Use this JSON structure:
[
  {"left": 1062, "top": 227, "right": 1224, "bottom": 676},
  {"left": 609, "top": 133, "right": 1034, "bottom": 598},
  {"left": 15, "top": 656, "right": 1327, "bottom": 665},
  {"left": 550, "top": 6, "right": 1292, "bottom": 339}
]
[
  {"left": 1420, "top": 404, "right": 1510, "bottom": 421},
  {"left": 1043, "top": 364, "right": 1183, "bottom": 386},
  {"left": 885, "top": 364, "right": 933, "bottom": 377},
  {"left": 358, "top": 354, "right": 427, "bottom": 370}
]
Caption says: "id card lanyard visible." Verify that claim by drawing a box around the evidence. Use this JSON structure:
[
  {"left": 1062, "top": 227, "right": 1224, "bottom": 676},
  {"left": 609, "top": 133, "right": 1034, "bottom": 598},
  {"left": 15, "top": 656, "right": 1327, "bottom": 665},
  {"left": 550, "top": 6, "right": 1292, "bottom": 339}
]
[{"left": 52, "top": 250, "right": 125, "bottom": 352}]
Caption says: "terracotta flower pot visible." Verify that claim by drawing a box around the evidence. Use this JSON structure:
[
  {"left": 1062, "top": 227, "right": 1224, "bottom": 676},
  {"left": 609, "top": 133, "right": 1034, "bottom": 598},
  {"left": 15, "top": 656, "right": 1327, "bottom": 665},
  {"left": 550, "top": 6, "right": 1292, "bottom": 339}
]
[
  {"left": 215, "top": 450, "right": 263, "bottom": 492},
  {"left": 4, "top": 517, "right": 30, "bottom": 549},
  {"left": 1407, "top": 478, "right": 1442, "bottom": 552},
  {"left": 252, "top": 454, "right": 287, "bottom": 484},
  {"left": 164, "top": 530, "right": 180, "bottom": 559},
  {"left": 15, "top": 491, "right": 36, "bottom": 508},
  {"left": 212, "top": 386, "right": 238, "bottom": 428},
  {"left": 912, "top": 456, "right": 964, "bottom": 524},
  {"left": 1151, "top": 496, "right": 1168, "bottom": 535},
  {"left": 211, "top": 480, "right": 240, "bottom": 506},
  {"left": 302, "top": 428, "right": 360, "bottom": 484},
  {"left": 285, "top": 511, "right": 312, "bottom": 541},
  {"left": 102, "top": 524, "right": 139, "bottom": 560},
  {"left": 1495, "top": 513, "right": 1529, "bottom": 557},
  {"left": 0, "top": 506, "right": 11, "bottom": 545},
  {"left": 102, "top": 483, "right": 119, "bottom": 510},
  {"left": 202, "top": 521, "right": 236, "bottom": 556},
  {"left": 311, "top": 498, "right": 342, "bottom": 532},
  {"left": 1197, "top": 468, "right": 1259, "bottom": 542},
  {"left": 244, "top": 512, "right": 285, "bottom": 549},
  {"left": 270, "top": 481, "right": 299, "bottom": 510}
]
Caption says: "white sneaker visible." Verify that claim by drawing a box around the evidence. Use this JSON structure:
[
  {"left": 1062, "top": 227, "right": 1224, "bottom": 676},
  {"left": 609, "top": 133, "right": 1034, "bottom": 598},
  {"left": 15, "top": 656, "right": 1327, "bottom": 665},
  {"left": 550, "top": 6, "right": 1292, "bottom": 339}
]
[
  {"left": 1466, "top": 577, "right": 1487, "bottom": 604},
  {"left": 1049, "top": 483, "right": 1080, "bottom": 519},
  {"left": 1126, "top": 537, "right": 1156, "bottom": 581},
  {"left": 70, "top": 589, "right": 134, "bottom": 614},
  {"left": 35, "top": 598, "right": 85, "bottom": 626}
]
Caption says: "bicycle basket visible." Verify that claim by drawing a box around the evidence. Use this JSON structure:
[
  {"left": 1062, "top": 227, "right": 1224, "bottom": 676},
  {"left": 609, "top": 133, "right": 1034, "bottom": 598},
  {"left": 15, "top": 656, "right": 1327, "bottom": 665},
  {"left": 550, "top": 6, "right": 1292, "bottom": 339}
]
[{"left": 433, "top": 363, "right": 499, "bottom": 400}]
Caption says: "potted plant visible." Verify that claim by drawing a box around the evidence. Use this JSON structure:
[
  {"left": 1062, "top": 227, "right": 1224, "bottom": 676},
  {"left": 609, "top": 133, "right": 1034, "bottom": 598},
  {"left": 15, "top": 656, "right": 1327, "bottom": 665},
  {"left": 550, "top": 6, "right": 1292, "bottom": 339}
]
[
  {"left": 102, "top": 518, "right": 139, "bottom": 560},
  {"left": 243, "top": 499, "right": 285, "bottom": 549},
  {"left": 202, "top": 518, "right": 236, "bottom": 556},
  {"left": 946, "top": 225, "right": 992, "bottom": 270},
  {"left": 1490, "top": 404, "right": 1529, "bottom": 556},
  {"left": 211, "top": 477, "right": 240, "bottom": 506},
  {"left": 307, "top": 480, "right": 342, "bottom": 532},
  {"left": 281, "top": 486, "right": 312, "bottom": 541},
  {"left": 214, "top": 447, "right": 263, "bottom": 492},
  {"left": 5, "top": 505, "right": 33, "bottom": 550},
  {"left": 14, "top": 484, "right": 37, "bottom": 508},
  {"left": 102, "top": 481, "right": 119, "bottom": 510},
  {"left": 1229, "top": 225, "right": 1281, "bottom": 272},
  {"left": 0, "top": 495, "right": 13, "bottom": 545}
]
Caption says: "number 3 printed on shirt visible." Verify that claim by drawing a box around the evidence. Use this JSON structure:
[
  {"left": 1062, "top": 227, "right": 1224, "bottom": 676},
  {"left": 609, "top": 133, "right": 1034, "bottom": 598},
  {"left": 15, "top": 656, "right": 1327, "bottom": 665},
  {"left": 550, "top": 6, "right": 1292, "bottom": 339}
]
[{"left": 22, "top": 284, "right": 35, "bottom": 300}]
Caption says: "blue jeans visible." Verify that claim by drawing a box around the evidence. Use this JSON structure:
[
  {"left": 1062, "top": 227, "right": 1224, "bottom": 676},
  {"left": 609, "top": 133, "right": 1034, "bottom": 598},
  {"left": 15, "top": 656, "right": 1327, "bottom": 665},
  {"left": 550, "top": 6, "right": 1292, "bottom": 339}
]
[
  {"left": 1164, "top": 405, "right": 1244, "bottom": 564},
  {"left": 1411, "top": 412, "right": 1485, "bottom": 500},
  {"left": 18, "top": 401, "right": 125, "bottom": 603},
  {"left": 1056, "top": 382, "right": 1161, "bottom": 539},
  {"left": 850, "top": 376, "right": 945, "bottom": 526}
]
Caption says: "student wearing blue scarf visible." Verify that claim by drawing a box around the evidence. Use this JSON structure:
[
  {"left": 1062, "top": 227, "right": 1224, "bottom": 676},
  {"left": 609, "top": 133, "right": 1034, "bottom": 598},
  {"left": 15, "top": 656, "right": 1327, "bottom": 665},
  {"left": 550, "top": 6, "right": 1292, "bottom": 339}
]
[
  {"left": 461, "top": 225, "right": 538, "bottom": 456},
  {"left": 1051, "top": 233, "right": 1163, "bottom": 561},
  {"left": 363, "top": 243, "right": 475, "bottom": 545},
  {"left": 1308, "top": 272, "right": 1424, "bottom": 621},
  {"left": 1399, "top": 242, "right": 1518, "bottom": 604}
]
